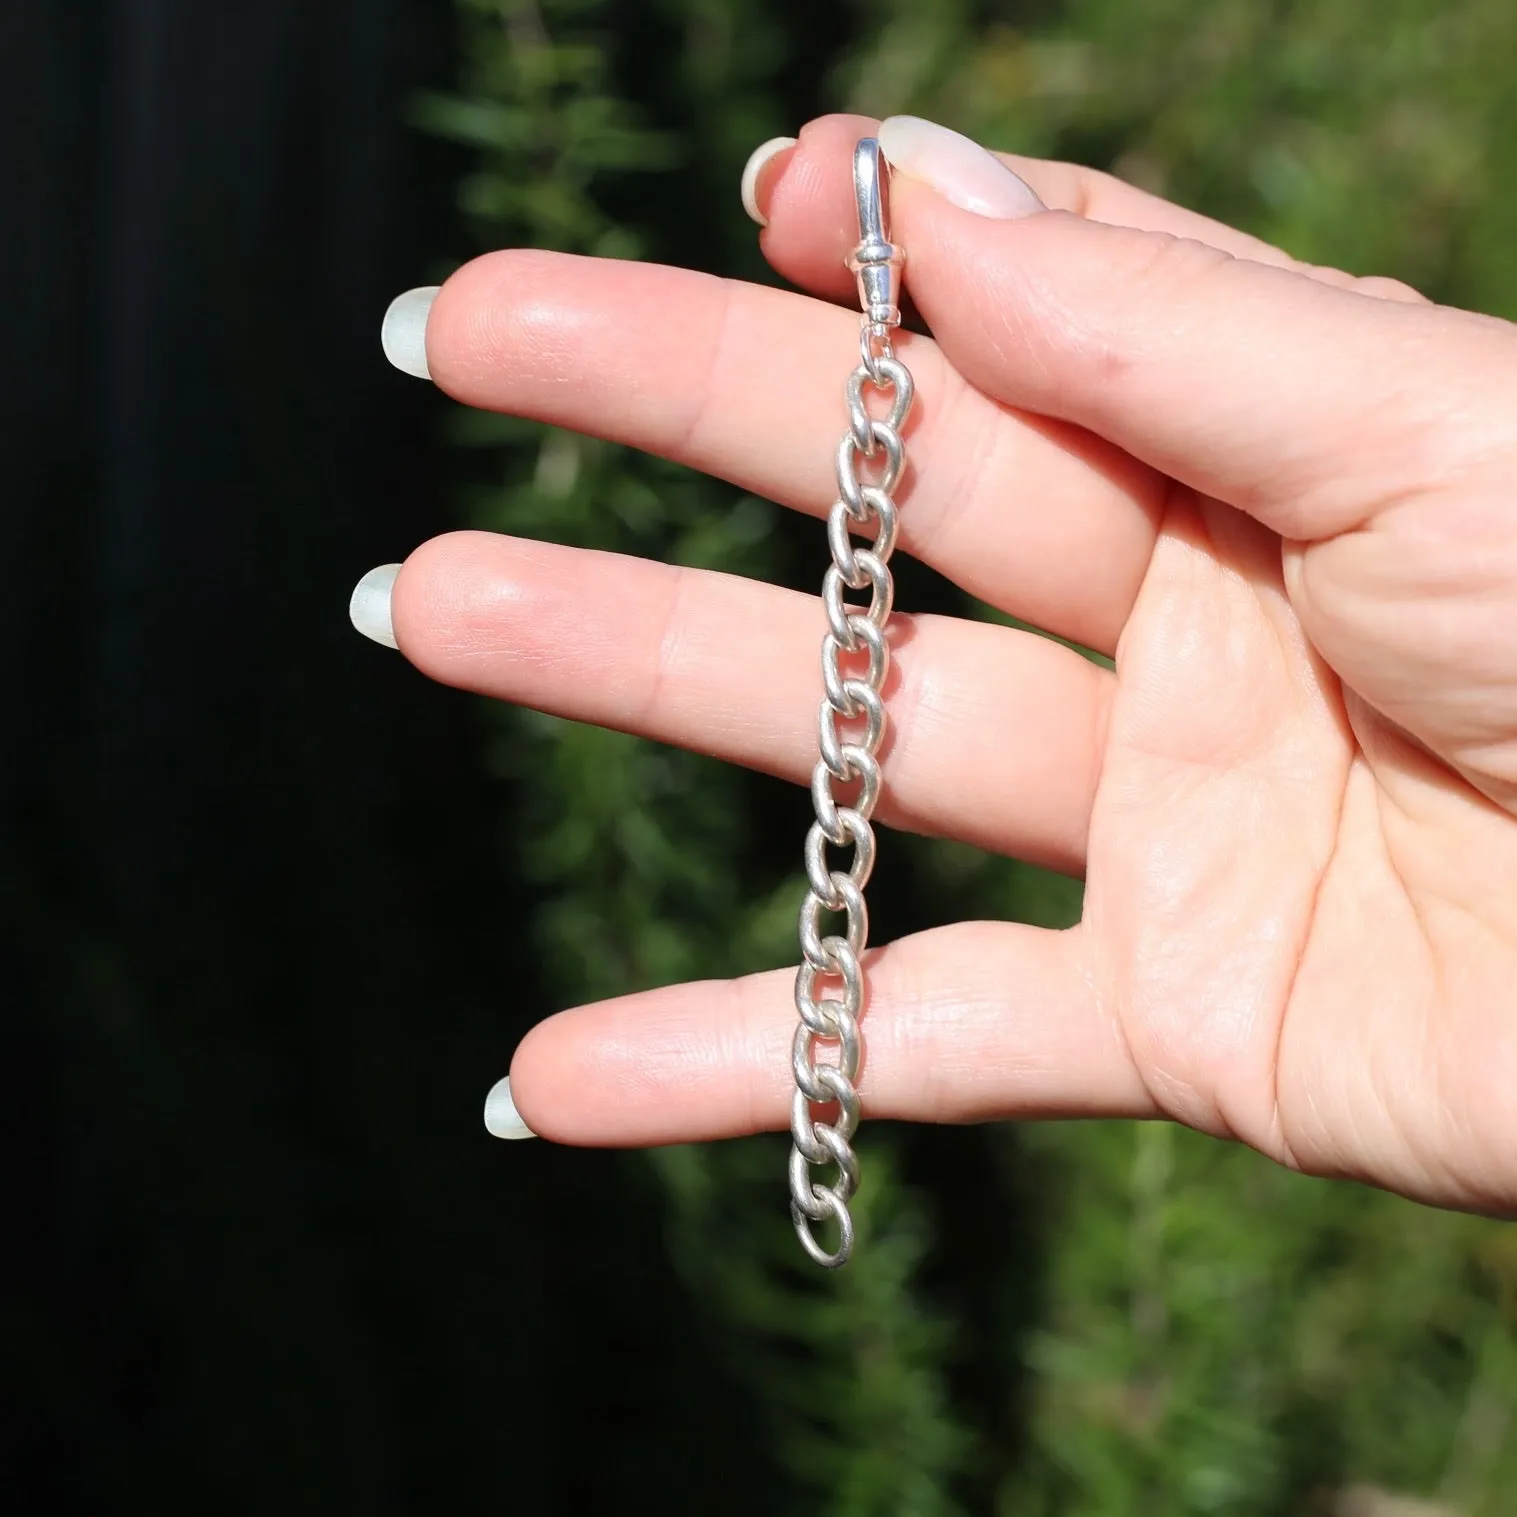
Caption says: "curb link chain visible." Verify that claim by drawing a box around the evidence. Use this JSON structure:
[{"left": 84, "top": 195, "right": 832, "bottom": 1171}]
[{"left": 789, "top": 139, "right": 913, "bottom": 1269}]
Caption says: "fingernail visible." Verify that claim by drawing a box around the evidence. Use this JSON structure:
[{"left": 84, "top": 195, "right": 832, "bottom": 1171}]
[
  {"left": 484, "top": 1077, "right": 537, "bottom": 1140},
  {"left": 740, "top": 135, "right": 797, "bottom": 227},
  {"left": 878, "top": 116, "right": 1045, "bottom": 219},
  {"left": 381, "top": 286, "right": 439, "bottom": 379},
  {"left": 349, "top": 563, "right": 400, "bottom": 649}
]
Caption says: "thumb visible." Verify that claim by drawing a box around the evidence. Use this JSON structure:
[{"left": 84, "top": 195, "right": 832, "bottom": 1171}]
[{"left": 784, "top": 116, "right": 1515, "bottom": 544}]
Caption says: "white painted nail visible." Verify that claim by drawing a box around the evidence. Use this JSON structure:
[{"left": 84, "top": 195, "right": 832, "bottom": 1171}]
[
  {"left": 878, "top": 116, "right": 1045, "bottom": 219},
  {"left": 348, "top": 563, "right": 400, "bottom": 649},
  {"left": 484, "top": 1077, "right": 536, "bottom": 1140},
  {"left": 381, "top": 286, "right": 440, "bottom": 379},
  {"left": 740, "top": 135, "right": 797, "bottom": 227}
]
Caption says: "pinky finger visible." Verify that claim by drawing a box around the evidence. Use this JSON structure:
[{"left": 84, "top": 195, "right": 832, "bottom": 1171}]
[{"left": 503, "top": 920, "right": 1155, "bottom": 1145}]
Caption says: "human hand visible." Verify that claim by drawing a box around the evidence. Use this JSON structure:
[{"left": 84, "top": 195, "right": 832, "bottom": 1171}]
[{"left": 355, "top": 113, "right": 1517, "bottom": 1213}]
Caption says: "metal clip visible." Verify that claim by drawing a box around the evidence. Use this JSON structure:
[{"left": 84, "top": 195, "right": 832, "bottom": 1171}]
[{"left": 847, "top": 138, "right": 904, "bottom": 335}]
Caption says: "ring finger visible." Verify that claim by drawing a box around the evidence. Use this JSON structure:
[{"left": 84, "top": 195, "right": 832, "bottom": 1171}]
[{"left": 390, "top": 529, "right": 1112, "bottom": 873}]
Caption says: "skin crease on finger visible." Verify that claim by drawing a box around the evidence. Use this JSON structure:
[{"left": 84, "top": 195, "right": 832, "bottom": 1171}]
[{"left": 391, "top": 115, "right": 1517, "bottom": 1218}]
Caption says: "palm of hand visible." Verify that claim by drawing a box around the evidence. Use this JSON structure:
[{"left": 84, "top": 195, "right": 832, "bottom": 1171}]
[{"left": 1091, "top": 479, "right": 1516, "bottom": 1210}]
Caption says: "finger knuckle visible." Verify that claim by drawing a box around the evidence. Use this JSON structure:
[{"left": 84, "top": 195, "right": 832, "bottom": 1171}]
[
  {"left": 1352, "top": 273, "right": 1428, "bottom": 305},
  {"left": 1069, "top": 226, "right": 1238, "bottom": 387}
]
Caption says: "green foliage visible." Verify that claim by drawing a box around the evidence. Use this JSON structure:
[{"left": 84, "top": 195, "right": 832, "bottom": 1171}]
[
  {"left": 1006, "top": 1125, "right": 1517, "bottom": 1515},
  {"left": 427, "top": 1, "right": 1517, "bottom": 1512},
  {"left": 843, "top": 0, "right": 1517, "bottom": 315}
]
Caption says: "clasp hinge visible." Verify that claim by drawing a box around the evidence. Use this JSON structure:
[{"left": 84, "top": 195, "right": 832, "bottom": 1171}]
[{"left": 847, "top": 138, "right": 904, "bottom": 334}]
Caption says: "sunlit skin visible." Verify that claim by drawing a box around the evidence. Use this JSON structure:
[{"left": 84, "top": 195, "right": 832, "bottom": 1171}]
[{"left": 388, "top": 114, "right": 1517, "bottom": 1213}]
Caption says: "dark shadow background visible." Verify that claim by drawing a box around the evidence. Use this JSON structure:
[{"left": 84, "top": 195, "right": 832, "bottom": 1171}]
[{"left": 4, "top": 2, "right": 801, "bottom": 1508}]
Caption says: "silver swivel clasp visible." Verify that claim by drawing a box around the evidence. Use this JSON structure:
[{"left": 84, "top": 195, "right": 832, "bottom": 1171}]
[{"left": 847, "top": 139, "right": 905, "bottom": 363}]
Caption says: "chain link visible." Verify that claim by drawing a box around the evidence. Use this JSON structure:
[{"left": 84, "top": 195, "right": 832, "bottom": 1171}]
[{"left": 789, "top": 138, "right": 913, "bottom": 1269}]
